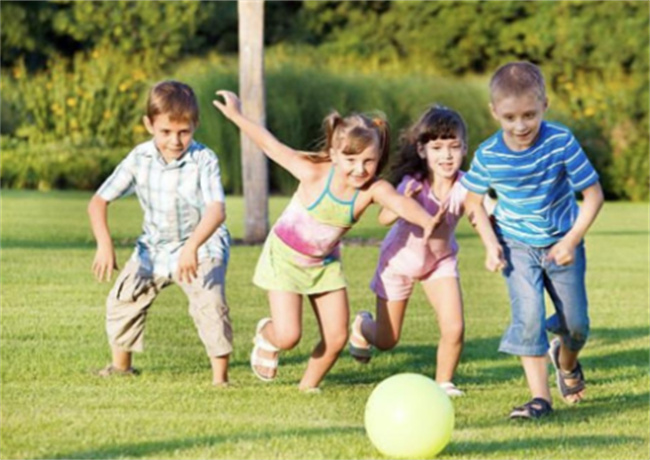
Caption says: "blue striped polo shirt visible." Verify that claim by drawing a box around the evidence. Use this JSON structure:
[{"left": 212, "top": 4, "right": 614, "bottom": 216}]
[
  {"left": 98, "top": 139, "right": 230, "bottom": 277},
  {"left": 461, "top": 121, "right": 599, "bottom": 247}
]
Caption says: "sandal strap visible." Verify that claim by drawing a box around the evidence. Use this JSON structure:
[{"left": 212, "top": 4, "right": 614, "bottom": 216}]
[
  {"left": 251, "top": 352, "right": 278, "bottom": 369},
  {"left": 549, "top": 338, "right": 586, "bottom": 400},
  {"left": 253, "top": 318, "right": 280, "bottom": 352},
  {"left": 511, "top": 397, "right": 553, "bottom": 419},
  {"left": 559, "top": 361, "right": 583, "bottom": 380},
  {"left": 254, "top": 333, "right": 280, "bottom": 353}
]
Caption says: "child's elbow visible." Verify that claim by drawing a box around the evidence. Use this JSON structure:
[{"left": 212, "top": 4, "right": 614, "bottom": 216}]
[{"left": 87, "top": 194, "right": 105, "bottom": 215}]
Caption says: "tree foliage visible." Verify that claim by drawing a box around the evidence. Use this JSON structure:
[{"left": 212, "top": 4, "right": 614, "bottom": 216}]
[{"left": 1, "top": 0, "right": 647, "bottom": 199}]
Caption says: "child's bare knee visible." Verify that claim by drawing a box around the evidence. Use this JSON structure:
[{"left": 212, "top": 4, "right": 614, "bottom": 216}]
[
  {"left": 375, "top": 335, "right": 398, "bottom": 351},
  {"left": 441, "top": 323, "right": 465, "bottom": 344},
  {"left": 274, "top": 331, "right": 301, "bottom": 350},
  {"left": 326, "top": 330, "right": 349, "bottom": 352}
]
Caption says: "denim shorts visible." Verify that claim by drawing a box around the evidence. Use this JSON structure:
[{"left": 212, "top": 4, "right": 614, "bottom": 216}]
[{"left": 498, "top": 236, "right": 590, "bottom": 356}]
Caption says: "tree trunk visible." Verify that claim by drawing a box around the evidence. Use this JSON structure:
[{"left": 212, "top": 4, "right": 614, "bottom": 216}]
[{"left": 238, "top": 0, "right": 268, "bottom": 243}]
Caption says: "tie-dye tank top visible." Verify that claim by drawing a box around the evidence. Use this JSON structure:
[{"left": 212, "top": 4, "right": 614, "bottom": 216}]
[{"left": 273, "top": 167, "right": 359, "bottom": 259}]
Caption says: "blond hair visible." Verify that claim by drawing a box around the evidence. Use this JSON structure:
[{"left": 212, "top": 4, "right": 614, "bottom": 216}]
[
  {"left": 490, "top": 61, "right": 546, "bottom": 102},
  {"left": 146, "top": 80, "right": 199, "bottom": 125}
]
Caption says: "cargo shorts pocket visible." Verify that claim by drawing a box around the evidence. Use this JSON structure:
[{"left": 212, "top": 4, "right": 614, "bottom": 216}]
[{"left": 115, "top": 273, "right": 151, "bottom": 302}]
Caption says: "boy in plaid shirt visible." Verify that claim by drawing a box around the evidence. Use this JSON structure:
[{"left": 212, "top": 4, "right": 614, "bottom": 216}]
[{"left": 88, "top": 80, "right": 232, "bottom": 385}]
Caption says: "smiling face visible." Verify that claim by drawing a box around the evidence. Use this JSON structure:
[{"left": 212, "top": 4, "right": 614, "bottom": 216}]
[
  {"left": 418, "top": 136, "right": 466, "bottom": 182},
  {"left": 490, "top": 91, "right": 548, "bottom": 152},
  {"left": 143, "top": 113, "right": 196, "bottom": 162},
  {"left": 332, "top": 139, "right": 381, "bottom": 189}
]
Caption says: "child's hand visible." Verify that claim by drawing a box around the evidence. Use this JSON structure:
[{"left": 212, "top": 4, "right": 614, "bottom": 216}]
[
  {"left": 92, "top": 246, "right": 118, "bottom": 282},
  {"left": 423, "top": 203, "right": 448, "bottom": 239},
  {"left": 485, "top": 244, "right": 506, "bottom": 272},
  {"left": 403, "top": 179, "right": 423, "bottom": 198},
  {"left": 177, "top": 244, "right": 199, "bottom": 284},
  {"left": 547, "top": 239, "right": 577, "bottom": 266},
  {"left": 212, "top": 90, "right": 242, "bottom": 120}
]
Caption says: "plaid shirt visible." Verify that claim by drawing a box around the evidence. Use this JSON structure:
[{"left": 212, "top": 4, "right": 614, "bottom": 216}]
[{"left": 98, "top": 139, "right": 230, "bottom": 277}]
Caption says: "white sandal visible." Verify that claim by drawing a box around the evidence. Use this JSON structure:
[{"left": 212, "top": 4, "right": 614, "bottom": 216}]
[
  {"left": 250, "top": 318, "right": 280, "bottom": 382},
  {"left": 349, "top": 311, "right": 373, "bottom": 363},
  {"left": 439, "top": 381, "right": 465, "bottom": 397}
]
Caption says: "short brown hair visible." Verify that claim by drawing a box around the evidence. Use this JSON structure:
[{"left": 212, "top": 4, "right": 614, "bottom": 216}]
[
  {"left": 490, "top": 61, "right": 546, "bottom": 102},
  {"left": 146, "top": 80, "right": 199, "bottom": 125}
]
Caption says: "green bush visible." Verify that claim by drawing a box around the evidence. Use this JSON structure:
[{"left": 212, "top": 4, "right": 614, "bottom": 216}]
[
  {"left": 185, "top": 63, "right": 492, "bottom": 195},
  {"left": 0, "top": 139, "right": 126, "bottom": 191},
  {"left": 9, "top": 47, "right": 155, "bottom": 148}
]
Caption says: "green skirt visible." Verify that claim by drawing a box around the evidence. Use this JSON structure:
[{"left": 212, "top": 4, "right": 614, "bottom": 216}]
[{"left": 253, "top": 232, "right": 347, "bottom": 295}]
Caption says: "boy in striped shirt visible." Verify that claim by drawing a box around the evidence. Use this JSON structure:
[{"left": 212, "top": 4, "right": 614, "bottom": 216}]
[
  {"left": 88, "top": 81, "right": 233, "bottom": 385},
  {"left": 462, "top": 62, "right": 604, "bottom": 419}
]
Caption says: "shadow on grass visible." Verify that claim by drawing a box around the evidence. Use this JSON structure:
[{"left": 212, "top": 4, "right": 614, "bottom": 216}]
[
  {"left": 328, "top": 325, "right": 649, "bottom": 387},
  {"left": 43, "top": 426, "right": 361, "bottom": 460},
  {"left": 467, "top": 390, "right": 650, "bottom": 430},
  {"left": 590, "top": 326, "right": 650, "bottom": 345},
  {"left": 448, "top": 433, "right": 645, "bottom": 457}
]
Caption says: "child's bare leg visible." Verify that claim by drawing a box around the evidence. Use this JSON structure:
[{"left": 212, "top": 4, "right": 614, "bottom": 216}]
[
  {"left": 210, "top": 354, "right": 229, "bottom": 385},
  {"left": 422, "top": 277, "right": 464, "bottom": 383},
  {"left": 253, "top": 291, "right": 303, "bottom": 379},
  {"left": 521, "top": 355, "right": 552, "bottom": 403},
  {"left": 111, "top": 347, "right": 132, "bottom": 371},
  {"left": 361, "top": 297, "right": 408, "bottom": 350},
  {"left": 300, "top": 289, "right": 349, "bottom": 390}
]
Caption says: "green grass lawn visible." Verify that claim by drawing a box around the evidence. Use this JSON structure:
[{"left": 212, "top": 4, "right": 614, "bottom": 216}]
[{"left": 1, "top": 190, "right": 648, "bottom": 460}]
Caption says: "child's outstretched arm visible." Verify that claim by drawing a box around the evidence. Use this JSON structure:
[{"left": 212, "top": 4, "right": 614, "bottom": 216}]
[
  {"left": 547, "top": 181, "right": 604, "bottom": 266},
  {"left": 177, "top": 201, "right": 226, "bottom": 283},
  {"left": 88, "top": 195, "right": 118, "bottom": 282},
  {"left": 465, "top": 191, "right": 506, "bottom": 272},
  {"left": 377, "top": 178, "right": 423, "bottom": 226},
  {"left": 370, "top": 180, "right": 444, "bottom": 239},
  {"left": 213, "top": 90, "right": 318, "bottom": 180}
]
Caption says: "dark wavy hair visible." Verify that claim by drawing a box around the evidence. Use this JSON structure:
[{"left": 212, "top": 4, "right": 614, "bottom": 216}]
[{"left": 387, "top": 105, "right": 467, "bottom": 185}]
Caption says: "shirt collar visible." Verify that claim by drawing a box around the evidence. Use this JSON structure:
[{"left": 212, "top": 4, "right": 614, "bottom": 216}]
[{"left": 144, "top": 139, "right": 197, "bottom": 168}]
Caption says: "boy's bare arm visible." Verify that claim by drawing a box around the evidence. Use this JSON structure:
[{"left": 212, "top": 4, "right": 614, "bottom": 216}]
[
  {"left": 548, "top": 182, "right": 604, "bottom": 265},
  {"left": 465, "top": 191, "right": 505, "bottom": 272},
  {"left": 177, "top": 201, "right": 226, "bottom": 283},
  {"left": 88, "top": 194, "right": 117, "bottom": 282}
]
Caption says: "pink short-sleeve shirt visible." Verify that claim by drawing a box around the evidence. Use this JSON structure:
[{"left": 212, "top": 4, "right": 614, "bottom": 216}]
[{"left": 371, "top": 172, "right": 467, "bottom": 300}]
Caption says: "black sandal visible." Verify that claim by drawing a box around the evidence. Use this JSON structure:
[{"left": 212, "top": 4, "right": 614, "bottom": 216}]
[
  {"left": 549, "top": 338, "right": 585, "bottom": 403},
  {"left": 509, "top": 397, "right": 553, "bottom": 420}
]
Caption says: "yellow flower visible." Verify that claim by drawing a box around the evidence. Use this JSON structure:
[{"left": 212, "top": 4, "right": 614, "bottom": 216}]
[
  {"left": 564, "top": 82, "right": 574, "bottom": 91},
  {"left": 133, "top": 125, "right": 146, "bottom": 134},
  {"left": 584, "top": 107, "right": 596, "bottom": 117},
  {"left": 131, "top": 69, "right": 147, "bottom": 81},
  {"left": 92, "top": 50, "right": 100, "bottom": 60},
  {"left": 103, "top": 110, "right": 112, "bottom": 120},
  {"left": 119, "top": 82, "right": 130, "bottom": 92},
  {"left": 51, "top": 103, "right": 61, "bottom": 112},
  {"left": 70, "top": 119, "right": 79, "bottom": 129},
  {"left": 66, "top": 98, "right": 77, "bottom": 107}
]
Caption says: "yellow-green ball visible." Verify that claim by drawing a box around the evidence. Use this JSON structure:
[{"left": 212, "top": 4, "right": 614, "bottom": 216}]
[{"left": 365, "top": 373, "right": 454, "bottom": 458}]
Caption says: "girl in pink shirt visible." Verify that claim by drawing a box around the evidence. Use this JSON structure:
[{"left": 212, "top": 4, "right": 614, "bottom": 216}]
[{"left": 349, "top": 106, "right": 493, "bottom": 396}]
